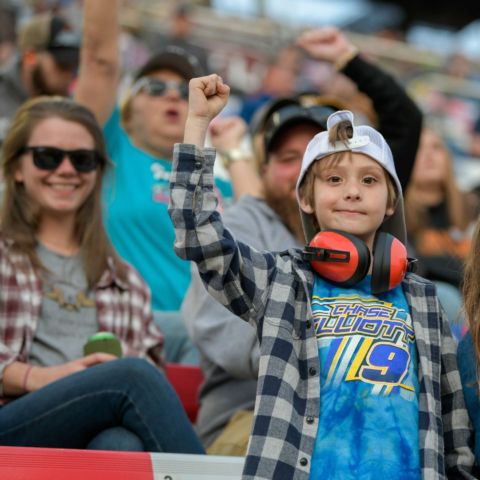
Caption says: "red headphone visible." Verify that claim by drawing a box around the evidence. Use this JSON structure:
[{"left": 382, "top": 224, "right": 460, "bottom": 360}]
[{"left": 302, "top": 230, "right": 416, "bottom": 294}]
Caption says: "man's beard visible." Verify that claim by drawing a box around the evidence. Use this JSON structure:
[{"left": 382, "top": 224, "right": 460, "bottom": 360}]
[
  {"left": 263, "top": 186, "right": 305, "bottom": 243},
  {"left": 31, "top": 64, "right": 64, "bottom": 96}
]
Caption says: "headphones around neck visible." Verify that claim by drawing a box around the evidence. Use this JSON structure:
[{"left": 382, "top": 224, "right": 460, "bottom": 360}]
[{"left": 302, "top": 230, "right": 416, "bottom": 294}]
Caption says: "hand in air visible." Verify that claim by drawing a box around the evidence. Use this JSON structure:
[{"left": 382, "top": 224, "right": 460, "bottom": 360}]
[
  {"left": 184, "top": 74, "right": 231, "bottom": 145},
  {"left": 297, "top": 26, "right": 356, "bottom": 65},
  {"left": 209, "top": 116, "right": 247, "bottom": 152},
  {"left": 188, "top": 74, "right": 231, "bottom": 124}
]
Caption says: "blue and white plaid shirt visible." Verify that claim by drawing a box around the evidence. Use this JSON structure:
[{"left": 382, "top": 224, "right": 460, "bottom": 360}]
[{"left": 169, "top": 144, "right": 475, "bottom": 480}]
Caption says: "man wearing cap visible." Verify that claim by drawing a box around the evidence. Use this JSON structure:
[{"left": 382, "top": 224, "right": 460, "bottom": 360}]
[
  {"left": 181, "top": 27, "right": 423, "bottom": 454},
  {"left": 0, "top": 12, "right": 79, "bottom": 144},
  {"left": 75, "top": 0, "right": 232, "bottom": 363}
]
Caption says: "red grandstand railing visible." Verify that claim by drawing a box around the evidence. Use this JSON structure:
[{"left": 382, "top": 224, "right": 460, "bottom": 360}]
[{"left": 0, "top": 446, "right": 245, "bottom": 479}]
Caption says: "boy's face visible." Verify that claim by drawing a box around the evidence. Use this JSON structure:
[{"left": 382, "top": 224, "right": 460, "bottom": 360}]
[{"left": 299, "top": 152, "right": 395, "bottom": 249}]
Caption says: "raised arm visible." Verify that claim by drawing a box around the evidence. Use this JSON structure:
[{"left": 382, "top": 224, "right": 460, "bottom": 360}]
[
  {"left": 74, "top": 0, "right": 120, "bottom": 126},
  {"left": 298, "top": 27, "right": 422, "bottom": 190},
  {"left": 170, "top": 75, "right": 282, "bottom": 327}
]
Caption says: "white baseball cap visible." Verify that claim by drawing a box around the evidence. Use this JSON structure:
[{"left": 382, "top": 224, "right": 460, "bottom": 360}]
[{"left": 296, "top": 110, "right": 406, "bottom": 244}]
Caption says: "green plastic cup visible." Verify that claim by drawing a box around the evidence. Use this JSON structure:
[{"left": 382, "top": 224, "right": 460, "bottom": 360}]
[{"left": 83, "top": 332, "right": 122, "bottom": 358}]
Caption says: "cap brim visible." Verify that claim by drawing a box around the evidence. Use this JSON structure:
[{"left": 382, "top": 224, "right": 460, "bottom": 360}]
[
  {"left": 249, "top": 98, "right": 301, "bottom": 137},
  {"left": 266, "top": 116, "right": 325, "bottom": 153}
]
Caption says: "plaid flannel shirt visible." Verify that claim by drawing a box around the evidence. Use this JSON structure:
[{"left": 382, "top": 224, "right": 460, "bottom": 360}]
[
  {"left": 169, "top": 144, "right": 475, "bottom": 480},
  {"left": 0, "top": 235, "right": 163, "bottom": 401}
]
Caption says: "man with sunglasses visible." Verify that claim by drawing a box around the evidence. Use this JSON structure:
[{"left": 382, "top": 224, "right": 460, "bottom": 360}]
[
  {"left": 0, "top": 13, "right": 79, "bottom": 146},
  {"left": 181, "top": 27, "right": 423, "bottom": 455},
  {"left": 75, "top": 0, "right": 233, "bottom": 364}
]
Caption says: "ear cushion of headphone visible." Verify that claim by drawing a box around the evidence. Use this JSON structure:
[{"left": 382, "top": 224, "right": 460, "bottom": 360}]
[
  {"left": 309, "top": 230, "right": 371, "bottom": 286},
  {"left": 372, "top": 232, "right": 408, "bottom": 294}
]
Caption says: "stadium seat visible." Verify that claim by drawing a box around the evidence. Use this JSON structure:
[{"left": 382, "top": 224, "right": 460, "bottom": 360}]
[{"left": 165, "top": 363, "right": 204, "bottom": 423}]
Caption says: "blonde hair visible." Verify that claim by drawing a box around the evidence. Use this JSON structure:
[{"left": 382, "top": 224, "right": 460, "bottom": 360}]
[
  {"left": 299, "top": 120, "right": 397, "bottom": 222},
  {"left": 1, "top": 96, "right": 127, "bottom": 286}
]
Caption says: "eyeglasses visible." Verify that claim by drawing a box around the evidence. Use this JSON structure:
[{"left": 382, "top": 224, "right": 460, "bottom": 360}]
[
  {"left": 131, "top": 77, "right": 189, "bottom": 100},
  {"left": 21, "top": 146, "right": 103, "bottom": 173}
]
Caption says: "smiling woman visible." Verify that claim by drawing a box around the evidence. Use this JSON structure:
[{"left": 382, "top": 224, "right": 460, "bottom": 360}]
[
  {"left": 2, "top": 97, "right": 111, "bottom": 278},
  {"left": 14, "top": 117, "right": 99, "bottom": 242},
  {"left": 0, "top": 96, "right": 204, "bottom": 454}
]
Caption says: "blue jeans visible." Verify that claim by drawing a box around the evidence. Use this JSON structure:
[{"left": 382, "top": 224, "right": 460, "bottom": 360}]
[{"left": 0, "top": 358, "right": 204, "bottom": 453}]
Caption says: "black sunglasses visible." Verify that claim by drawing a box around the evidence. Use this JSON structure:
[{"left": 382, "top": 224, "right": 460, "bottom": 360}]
[
  {"left": 21, "top": 146, "right": 103, "bottom": 173},
  {"left": 131, "top": 77, "right": 189, "bottom": 100}
]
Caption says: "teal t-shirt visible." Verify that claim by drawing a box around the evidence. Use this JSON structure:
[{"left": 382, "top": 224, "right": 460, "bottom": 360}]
[
  {"left": 309, "top": 274, "right": 420, "bottom": 480},
  {"left": 102, "top": 109, "right": 233, "bottom": 311}
]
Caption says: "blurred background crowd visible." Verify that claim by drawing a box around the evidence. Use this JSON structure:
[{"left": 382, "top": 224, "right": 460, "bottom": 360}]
[
  {"left": 1, "top": 0, "right": 479, "bottom": 167},
  {"left": 1, "top": 0, "right": 480, "bottom": 179}
]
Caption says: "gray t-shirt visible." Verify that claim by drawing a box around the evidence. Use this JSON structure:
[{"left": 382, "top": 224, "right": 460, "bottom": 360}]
[{"left": 28, "top": 244, "right": 97, "bottom": 366}]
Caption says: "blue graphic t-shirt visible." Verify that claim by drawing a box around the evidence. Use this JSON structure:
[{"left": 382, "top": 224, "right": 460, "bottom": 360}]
[
  {"left": 309, "top": 274, "right": 420, "bottom": 480},
  {"left": 103, "top": 109, "right": 233, "bottom": 311}
]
